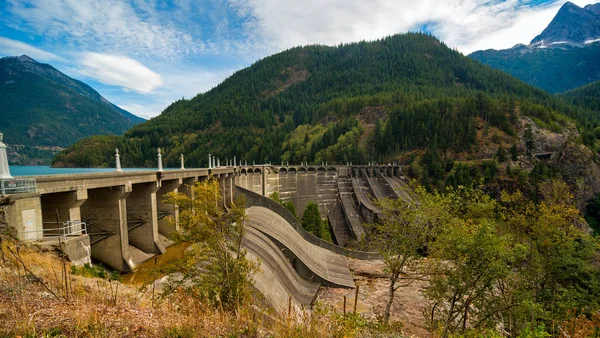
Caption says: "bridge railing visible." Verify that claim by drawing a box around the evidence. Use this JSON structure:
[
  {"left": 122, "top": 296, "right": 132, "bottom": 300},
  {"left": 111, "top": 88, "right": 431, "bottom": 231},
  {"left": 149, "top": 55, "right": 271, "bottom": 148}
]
[
  {"left": 0, "top": 178, "right": 36, "bottom": 195},
  {"left": 19, "top": 220, "right": 87, "bottom": 242},
  {"left": 236, "top": 186, "right": 380, "bottom": 260}
]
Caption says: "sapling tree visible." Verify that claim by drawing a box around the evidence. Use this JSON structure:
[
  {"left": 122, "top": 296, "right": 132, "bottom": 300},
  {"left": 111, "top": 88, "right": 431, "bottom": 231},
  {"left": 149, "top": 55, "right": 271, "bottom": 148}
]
[
  {"left": 371, "top": 186, "right": 446, "bottom": 325},
  {"left": 161, "top": 177, "right": 257, "bottom": 312},
  {"left": 301, "top": 201, "right": 331, "bottom": 241}
]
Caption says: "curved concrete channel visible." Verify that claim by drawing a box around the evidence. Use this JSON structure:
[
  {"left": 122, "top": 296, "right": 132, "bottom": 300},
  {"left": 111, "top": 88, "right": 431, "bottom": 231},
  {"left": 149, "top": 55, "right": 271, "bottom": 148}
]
[
  {"left": 386, "top": 176, "right": 414, "bottom": 203},
  {"left": 337, "top": 176, "right": 365, "bottom": 239},
  {"left": 244, "top": 227, "right": 321, "bottom": 311},
  {"left": 237, "top": 186, "right": 380, "bottom": 260},
  {"left": 351, "top": 178, "right": 380, "bottom": 212},
  {"left": 245, "top": 206, "right": 355, "bottom": 288},
  {"left": 351, "top": 177, "right": 383, "bottom": 215},
  {"left": 366, "top": 176, "right": 388, "bottom": 201}
]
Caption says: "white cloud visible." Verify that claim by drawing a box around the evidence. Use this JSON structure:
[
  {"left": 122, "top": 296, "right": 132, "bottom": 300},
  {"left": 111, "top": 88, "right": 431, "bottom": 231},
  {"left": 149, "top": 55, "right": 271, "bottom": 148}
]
[
  {"left": 453, "top": 5, "right": 559, "bottom": 53},
  {"left": 163, "top": 68, "right": 237, "bottom": 99},
  {"left": 79, "top": 53, "right": 163, "bottom": 94},
  {"left": 109, "top": 66, "right": 237, "bottom": 118},
  {"left": 116, "top": 103, "right": 159, "bottom": 120},
  {"left": 9, "top": 0, "right": 593, "bottom": 63},
  {"left": 6, "top": 0, "right": 203, "bottom": 60},
  {"left": 228, "top": 0, "right": 599, "bottom": 54},
  {"left": 0, "top": 36, "right": 65, "bottom": 61}
]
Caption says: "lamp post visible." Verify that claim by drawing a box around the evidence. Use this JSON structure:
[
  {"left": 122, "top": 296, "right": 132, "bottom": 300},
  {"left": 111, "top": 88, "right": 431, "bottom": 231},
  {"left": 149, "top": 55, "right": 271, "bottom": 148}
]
[
  {"left": 157, "top": 148, "right": 164, "bottom": 172},
  {"left": 0, "top": 133, "right": 14, "bottom": 195},
  {"left": 115, "top": 149, "right": 122, "bottom": 172}
]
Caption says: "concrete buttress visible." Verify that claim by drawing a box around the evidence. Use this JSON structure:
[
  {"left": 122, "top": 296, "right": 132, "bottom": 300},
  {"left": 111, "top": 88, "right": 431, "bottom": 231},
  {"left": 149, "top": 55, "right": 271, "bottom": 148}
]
[
  {"left": 127, "top": 182, "right": 166, "bottom": 256},
  {"left": 222, "top": 174, "right": 234, "bottom": 207},
  {"left": 80, "top": 185, "right": 134, "bottom": 272},
  {"left": 156, "top": 178, "right": 182, "bottom": 236},
  {"left": 41, "top": 189, "right": 87, "bottom": 229}
]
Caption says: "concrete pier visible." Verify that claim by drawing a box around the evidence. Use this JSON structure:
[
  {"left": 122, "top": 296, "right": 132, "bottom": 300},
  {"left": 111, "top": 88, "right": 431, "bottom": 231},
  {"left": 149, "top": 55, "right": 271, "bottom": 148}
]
[
  {"left": 81, "top": 185, "right": 134, "bottom": 272},
  {"left": 40, "top": 189, "right": 87, "bottom": 230},
  {"left": 127, "top": 182, "right": 165, "bottom": 256},
  {"left": 156, "top": 178, "right": 182, "bottom": 236},
  {"left": 223, "top": 174, "right": 234, "bottom": 207}
]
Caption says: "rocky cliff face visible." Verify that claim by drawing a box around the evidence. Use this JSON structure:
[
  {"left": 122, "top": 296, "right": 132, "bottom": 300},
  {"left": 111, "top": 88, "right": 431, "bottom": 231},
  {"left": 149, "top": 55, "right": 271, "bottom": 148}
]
[
  {"left": 553, "top": 143, "right": 600, "bottom": 208},
  {"left": 522, "top": 116, "right": 600, "bottom": 208}
]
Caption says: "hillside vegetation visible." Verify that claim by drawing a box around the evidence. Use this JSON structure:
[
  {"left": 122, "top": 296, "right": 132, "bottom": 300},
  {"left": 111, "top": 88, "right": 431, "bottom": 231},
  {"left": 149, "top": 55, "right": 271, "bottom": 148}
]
[
  {"left": 562, "top": 80, "right": 600, "bottom": 112},
  {"left": 54, "top": 33, "right": 594, "bottom": 169},
  {"left": 2, "top": 176, "right": 600, "bottom": 338}
]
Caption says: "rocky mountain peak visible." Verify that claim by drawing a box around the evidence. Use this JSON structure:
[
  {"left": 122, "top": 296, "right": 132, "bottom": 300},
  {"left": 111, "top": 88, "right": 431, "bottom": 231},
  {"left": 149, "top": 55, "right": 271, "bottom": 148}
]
[
  {"left": 530, "top": 2, "right": 600, "bottom": 47},
  {"left": 586, "top": 3, "right": 600, "bottom": 15},
  {"left": 16, "top": 55, "right": 36, "bottom": 63}
]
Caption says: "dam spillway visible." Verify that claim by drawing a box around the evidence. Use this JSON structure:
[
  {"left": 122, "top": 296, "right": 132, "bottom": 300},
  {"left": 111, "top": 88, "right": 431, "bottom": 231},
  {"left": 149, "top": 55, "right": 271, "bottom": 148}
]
[{"left": 235, "top": 164, "right": 404, "bottom": 246}]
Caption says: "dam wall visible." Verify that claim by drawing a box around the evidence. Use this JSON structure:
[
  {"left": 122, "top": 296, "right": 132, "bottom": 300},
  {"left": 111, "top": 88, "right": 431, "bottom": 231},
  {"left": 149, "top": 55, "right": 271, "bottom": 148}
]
[{"left": 3, "top": 164, "right": 399, "bottom": 270}]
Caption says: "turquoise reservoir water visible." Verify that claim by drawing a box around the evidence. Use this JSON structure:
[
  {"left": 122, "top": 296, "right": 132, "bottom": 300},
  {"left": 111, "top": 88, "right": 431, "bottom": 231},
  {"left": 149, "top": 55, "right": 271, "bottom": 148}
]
[{"left": 9, "top": 166, "right": 172, "bottom": 177}]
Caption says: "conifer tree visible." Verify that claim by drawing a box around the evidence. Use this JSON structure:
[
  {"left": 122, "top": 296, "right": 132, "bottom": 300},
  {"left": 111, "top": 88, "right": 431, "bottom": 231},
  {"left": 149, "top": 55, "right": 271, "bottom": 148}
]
[{"left": 301, "top": 201, "right": 321, "bottom": 236}]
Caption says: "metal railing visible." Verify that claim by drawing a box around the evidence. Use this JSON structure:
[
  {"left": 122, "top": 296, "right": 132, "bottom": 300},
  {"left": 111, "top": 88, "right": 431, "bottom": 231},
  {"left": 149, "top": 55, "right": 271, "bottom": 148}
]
[
  {"left": 19, "top": 220, "right": 87, "bottom": 241},
  {"left": 1, "top": 178, "right": 36, "bottom": 195}
]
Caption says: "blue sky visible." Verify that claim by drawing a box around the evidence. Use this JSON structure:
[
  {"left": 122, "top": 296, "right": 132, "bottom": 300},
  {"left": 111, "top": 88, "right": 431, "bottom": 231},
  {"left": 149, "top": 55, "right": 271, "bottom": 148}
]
[{"left": 0, "top": 0, "right": 596, "bottom": 119}]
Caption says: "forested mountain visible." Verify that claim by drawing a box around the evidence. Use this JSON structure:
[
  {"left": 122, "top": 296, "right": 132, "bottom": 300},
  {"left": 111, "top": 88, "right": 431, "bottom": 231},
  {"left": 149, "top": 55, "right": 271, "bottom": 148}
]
[
  {"left": 562, "top": 80, "right": 600, "bottom": 112},
  {"left": 469, "top": 2, "right": 600, "bottom": 93},
  {"left": 0, "top": 55, "right": 144, "bottom": 164},
  {"left": 54, "top": 32, "right": 600, "bottom": 207},
  {"left": 56, "top": 32, "right": 592, "bottom": 168},
  {"left": 470, "top": 44, "right": 600, "bottom": 93}
]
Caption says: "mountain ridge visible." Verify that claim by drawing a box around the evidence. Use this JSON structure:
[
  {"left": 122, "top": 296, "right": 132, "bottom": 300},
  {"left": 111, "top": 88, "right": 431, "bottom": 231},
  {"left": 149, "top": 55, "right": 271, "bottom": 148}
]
[
  {"left": 560, "top": 80, "right": 600, "bottom": 116},
  {"left": 1, "top": 55, "right": 144, "bottom": 124},
  {"left": 0, "top": 55, "right": 145, "bottom": 164},
  {"left": 54, "top": 33, "right": 578, "bottom": 168},
  {"left": 531, "top": 1, "right": 600, "bottom": 47},
  {"left": 469, "top": 2, "right": 600, "bottom": 93}
]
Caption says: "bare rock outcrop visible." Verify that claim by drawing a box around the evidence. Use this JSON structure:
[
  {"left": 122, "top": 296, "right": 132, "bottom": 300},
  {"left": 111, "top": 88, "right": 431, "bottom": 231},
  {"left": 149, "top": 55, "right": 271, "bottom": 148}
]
[{"left": 553, "top": 143, "right": 600, "bottom": 208}]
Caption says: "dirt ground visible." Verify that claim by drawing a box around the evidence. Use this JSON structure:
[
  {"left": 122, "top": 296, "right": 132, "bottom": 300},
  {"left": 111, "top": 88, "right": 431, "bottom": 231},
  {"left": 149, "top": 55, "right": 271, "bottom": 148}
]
[{"left": 318, "top": 258, "right": 431, "bottom": 338}]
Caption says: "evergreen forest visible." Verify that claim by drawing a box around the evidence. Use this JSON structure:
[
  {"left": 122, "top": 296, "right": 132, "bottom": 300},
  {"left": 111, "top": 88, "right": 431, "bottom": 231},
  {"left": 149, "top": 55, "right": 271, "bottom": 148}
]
[
  {"left": 469, "top": 43, "right": 600, "bottom": 93},
  {"left": 53, "top": 33, "right": 600, "bottom": 171}
]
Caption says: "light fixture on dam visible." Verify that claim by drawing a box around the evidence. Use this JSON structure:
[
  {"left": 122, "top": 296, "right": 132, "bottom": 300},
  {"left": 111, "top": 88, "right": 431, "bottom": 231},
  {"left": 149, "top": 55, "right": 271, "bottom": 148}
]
[{"left": 0, "top": 133, "right": 13, "bottom": 181}]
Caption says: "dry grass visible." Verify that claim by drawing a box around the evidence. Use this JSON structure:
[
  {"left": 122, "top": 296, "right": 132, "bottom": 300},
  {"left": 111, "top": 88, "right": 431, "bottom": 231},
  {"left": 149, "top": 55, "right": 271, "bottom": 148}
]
[
  {"left": 0, "top": 236, "right": 265, "bottom": 337},
  {"left": 270, "top": 304, "right": 405, "bottom": 338},
  {"left": 0, "top": 236, "right": 407, "bottom": 338}
]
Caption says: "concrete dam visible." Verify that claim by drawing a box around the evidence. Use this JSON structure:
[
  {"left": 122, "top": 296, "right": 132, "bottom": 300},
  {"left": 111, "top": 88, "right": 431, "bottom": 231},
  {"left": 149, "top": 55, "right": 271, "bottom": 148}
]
[
  {"left": 1, "top": 163, "right": 406, "bottom": 311},
  {"left": 236, "top": 164, "right": 405, "bottom": 247}
]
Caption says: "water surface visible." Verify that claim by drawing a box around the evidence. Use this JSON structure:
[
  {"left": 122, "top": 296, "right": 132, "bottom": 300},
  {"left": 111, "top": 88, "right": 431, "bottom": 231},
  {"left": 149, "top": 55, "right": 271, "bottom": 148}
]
[{"left": 122, "top": 242, "right": 191, "bottom": 285}]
